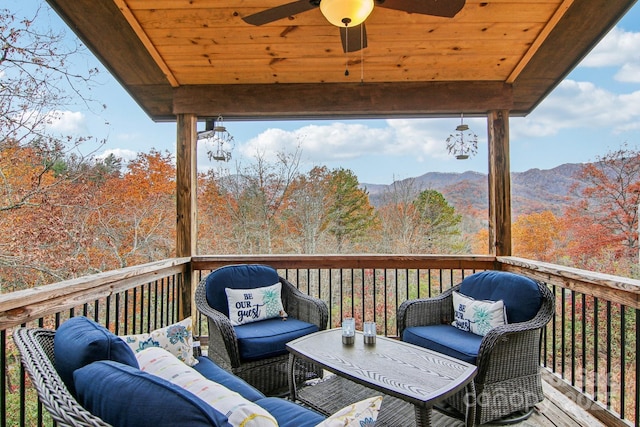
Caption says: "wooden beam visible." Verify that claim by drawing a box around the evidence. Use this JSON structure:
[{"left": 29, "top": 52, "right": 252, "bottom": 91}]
[
  {"left": 112, "top": 0, "right": 179, "bottom": 87},
  {"left": 45, "top": 0, "right": 168, "bottom": 87},
  {"left": 511, "top": 0, "right": 636, "bottom": 114},
  {"left": 506, "top": 0, "right": 574, "bottom": 84},
  {"left": 176, "top": 114, "right": 197, "bottom": 257},
  {"left": 172, "top": 82, "right": 514, "bottom": 119},
  {"left": 175, "top": 114, "right": 197, "bottom": 318},
  {"left": 192, "top": 254, "right": 499, "bottom": 271},
  {"left": 487, "top": 110, "right": 511, "bottom": 256}
]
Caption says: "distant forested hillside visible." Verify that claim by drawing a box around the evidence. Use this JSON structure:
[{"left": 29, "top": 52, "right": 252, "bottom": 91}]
[{"left": 364, "top": 163, "right": 586, "bottom": 217}]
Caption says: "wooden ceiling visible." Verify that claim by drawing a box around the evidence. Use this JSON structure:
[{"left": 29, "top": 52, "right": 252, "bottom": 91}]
[{"left": 46, "top": 0, "right": 636, "bottom": 121}]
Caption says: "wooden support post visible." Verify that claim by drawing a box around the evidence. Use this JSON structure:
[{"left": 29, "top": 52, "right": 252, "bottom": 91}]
[
  {"left": 176, "top": 113, "right": 197, "bottom": 319},
  {"left": 487, "top": 110, "right": 512, "bottom": 256}
]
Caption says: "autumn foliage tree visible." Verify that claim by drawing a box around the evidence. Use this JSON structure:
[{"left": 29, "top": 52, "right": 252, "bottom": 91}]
[
  {"left": 560, "top": 146, "right": 640, "bottom": 274},
  {"left": 286, "top": 166, "right": 333, "bottom": 253},
  {"left": 376, "top": 178, "right": 423, "bottom": 253},
  {"left": 197, "top": 170, "right": 234, "bottom": 254},
  {"left": 0, "top": 141, "right": 115, "bottom": 290},
  {"left": 1, "top": 5, "right": 107, "bottom": 290},
  {"left": 88, "top": 150, "right": 175, "bottom": 268},
  {"left": 1, "top": 6, "right": 100, "bottom": 142},
  {"left": 512, "top": 210, "right": 564, "bottom": 262},
  {"left": 219, "top": 149, "right": 301, "bottom": 254},
  {"left": 375, "top": 180, "right": 464, "bottom": 253}
]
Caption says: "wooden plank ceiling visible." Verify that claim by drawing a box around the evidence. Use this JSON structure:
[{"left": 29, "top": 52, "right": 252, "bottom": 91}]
[{"left": 46, "top": 0, "right": 635, "bottom": 121}]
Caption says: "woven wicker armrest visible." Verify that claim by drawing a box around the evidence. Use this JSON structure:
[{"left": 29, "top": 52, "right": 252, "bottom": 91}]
[
  {"left": 475, "top": 281, "right": 555, "bottom": 380},
  {"left": 397, "top": 287, "right": 457, "bottom": 336},
  {"left": 280, "top": 277, "right": 329, "bottom": 330},
  {"left": 194, "top": 279, "right": 242, "bottom": 367},
  {"left": 13, "top": 328, "right": 112, "bottom": 427}
]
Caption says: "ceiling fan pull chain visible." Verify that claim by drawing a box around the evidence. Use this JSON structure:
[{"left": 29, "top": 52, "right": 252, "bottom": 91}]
[
  {"left": 344, "top": 23, "right": 349, "bottom": 76},
  {"left": 360, "top": 24, "right": 364, "bottom": 83}
]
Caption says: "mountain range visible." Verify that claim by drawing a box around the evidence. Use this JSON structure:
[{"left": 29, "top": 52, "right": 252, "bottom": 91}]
[{"left": 363, "top": 163, "right": 587, "bottom": 217}]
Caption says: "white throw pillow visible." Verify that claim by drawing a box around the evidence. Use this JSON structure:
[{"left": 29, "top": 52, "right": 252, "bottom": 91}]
[
  {"left": 121, "top": 317, "right": 198, "bottom": 366},
  {"left": 225, "top": 282, "right": 287, "bottom": 326},
  {"left": 137, "top": 347, "right": 278, "bottom": 427},
  {"left": 315, "top": 396, "right": 382, "bottom": 427},
  {"left": 452, "top": 291, "right": 507, "bottom": 336}
]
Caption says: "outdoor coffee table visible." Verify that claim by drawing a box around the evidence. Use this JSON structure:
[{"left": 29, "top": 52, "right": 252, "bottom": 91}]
[{"left": 287, "top": 328, "right": 477, "bottom": 427}]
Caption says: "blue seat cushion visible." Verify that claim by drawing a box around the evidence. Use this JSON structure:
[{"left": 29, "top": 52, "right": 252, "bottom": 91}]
[
  {"left": 255, "top": 397, "right": 325, "bottom": 427},
  {"left": 460, "top": 271, "right": 542, "bottom": 323},
  {"left": 403, "top": 324, "right": 482, "bottom": 364},
  {"left": 235, "top": 318, "right": 319, "bottom": 361},
  {"left": 74, "top": 361, "right": 231, "bottom": 427},
  {"left": 54, "top": 316, "right": 138, "bottom": 397},
  {"left": 206, "top": 264, "right": 280, "bottom": 316},
  {"left": 193, "top": 356, "right": 265, "bottom": 402}
]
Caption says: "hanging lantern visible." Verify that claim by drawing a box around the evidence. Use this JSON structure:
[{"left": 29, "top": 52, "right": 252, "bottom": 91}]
[
  {"left": 197, "top": 115, "right": 234, "bottom": 162},
  {"left": 446, "top": 114, "right": 478, "bottom": 160}
]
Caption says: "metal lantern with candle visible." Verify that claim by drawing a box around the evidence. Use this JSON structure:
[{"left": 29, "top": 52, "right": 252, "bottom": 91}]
[{"left": 341, "top": 317, "right": 355, "bottom": 345}]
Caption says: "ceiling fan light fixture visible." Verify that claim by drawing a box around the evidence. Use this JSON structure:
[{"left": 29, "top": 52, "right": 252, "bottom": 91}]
[{"left": 320, "top": 0, "right": 374, "bottom": 27}]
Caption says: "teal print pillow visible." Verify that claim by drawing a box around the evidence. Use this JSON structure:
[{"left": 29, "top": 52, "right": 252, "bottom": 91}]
[
  {"left": 314, "top": 396, "right": 382, "bottom": 427},
  {"left": 121, "top": 317, "right": 198, "bottom": 366},
  {"left": 452, "top": 291, "right": 507, "bottom": 336},
  {"left": 225, "top": 283, "right": 287, "bottom": 326}
]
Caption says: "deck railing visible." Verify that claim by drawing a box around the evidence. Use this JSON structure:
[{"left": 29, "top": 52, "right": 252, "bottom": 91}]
[
  {"left": 500, "top": 256, "right": 640, "bottom": 427},
  {"left": 1, "top": 254, "right": 638, "bottom": 427},
  {"left": 0, "top": 258, "right": 190, "bottom": 427}
]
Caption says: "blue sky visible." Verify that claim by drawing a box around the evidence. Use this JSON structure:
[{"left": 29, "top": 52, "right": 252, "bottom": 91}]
[{"left": 7, "top": 1, "right": 640, "bottom": 185}]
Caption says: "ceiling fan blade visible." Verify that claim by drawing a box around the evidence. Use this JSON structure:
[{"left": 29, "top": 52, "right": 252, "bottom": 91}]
[
  {"left": 340, "top": 24, "right": 368, "bottom": 53},
  {"left": 378, "top": 0, "right": 466, "bottom": 18},
  {"left": 242, "top": 1, "right": 318, "bottom": 26}
]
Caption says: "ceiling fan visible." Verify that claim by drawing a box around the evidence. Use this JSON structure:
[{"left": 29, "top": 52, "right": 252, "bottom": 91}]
[{"left": 242, "top": 0, "right": 466, "bottom": 53}]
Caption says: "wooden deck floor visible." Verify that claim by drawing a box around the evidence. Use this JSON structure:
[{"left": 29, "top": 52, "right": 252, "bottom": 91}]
[
  {"left": 296, "top": 374, "right": 605, "bottom": 427},
  {"left": 526, "top": 380, "right": 604, "bottom": 427}
]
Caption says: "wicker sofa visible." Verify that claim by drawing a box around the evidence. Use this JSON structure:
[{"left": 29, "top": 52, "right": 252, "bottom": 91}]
[
  {"left": 397, "top": 271, "right": 555, "bottom": 425},
  {"left": 195, "top": 264, "right": 328, "bottom": 395},
  {"left": 13, "top": 318, "right": 327, "bottom": 427}
]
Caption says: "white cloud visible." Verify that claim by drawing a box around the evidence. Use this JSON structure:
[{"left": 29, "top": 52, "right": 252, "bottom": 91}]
[
  {"left": 616, "top": 62, "right": 640, "bottom": 83},
  {"left": 236, "top": 119, "right": 487, "bottom": 168},
  {"left": 386, "top": 117, "right": 485, "bottom": 160},
  {"left": 581, "top": 27, "right": 640, "bottom": 82},
  {"left": 240, "top": 123, "right": 392, "bottom": 163},
  {"left": 45, "top": 110, "right": 87, "bottom": 134},
  {"left": 97, "top": 148, "right": 138, "bottom": 163},
  {"left": 512, "top": 80, "right": 640, "bottom": 138},
  {"left": 515, "top": 24, "right": 640, "bottom": 141}
]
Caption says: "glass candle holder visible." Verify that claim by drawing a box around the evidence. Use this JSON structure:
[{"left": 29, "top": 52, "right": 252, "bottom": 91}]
[
  {"left": 363, "top": 321, "right": 376, "bottom": 345},
  {"left": 341, "top": 317, "right": 355, "bottom": 345}
]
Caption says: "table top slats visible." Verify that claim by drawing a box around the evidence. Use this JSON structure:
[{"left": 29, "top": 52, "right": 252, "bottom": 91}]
[{"left": 287, "top": 328, "right": 477, "bottom": 406}]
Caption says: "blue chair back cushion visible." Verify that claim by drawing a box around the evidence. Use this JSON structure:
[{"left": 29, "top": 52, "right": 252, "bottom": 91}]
[
  {"left": 54, "top": 316, "right": 138, "bottom": 397},
  {"left": 205, "top": 264, "right": 280, "bottom": 315},
  {"left": 74, "top": 361, "right": 231, "bottom": 427},
  {"left": 193, "top": 356, "right": 265, "bottom": 402},
  {"left": 256, "top": 397, "right": 325, "bottom": 427},
  {"left": 235, "top": 318, "right": 319, "bottom": 361},
  {"left": 403, "top": 325, "right": 482, "bottom": 364},
  {"left": 459, "top": 271, "right": 542, "bottom": 323}
]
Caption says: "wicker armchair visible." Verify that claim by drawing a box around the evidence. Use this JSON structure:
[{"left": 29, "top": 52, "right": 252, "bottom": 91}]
[
  {"left": 397, "top": 271, "right": 555, "bottom": 425},
  {"left": 13, "top": 327, "right": 112, "bottom": 427},
  {"left": 195, "top": 264, "right": 328, "bottom": 395}
]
